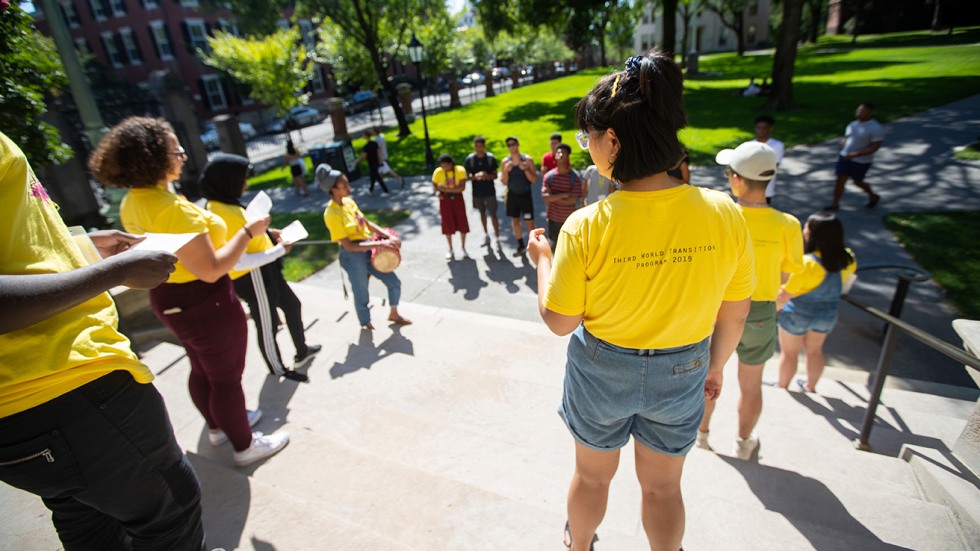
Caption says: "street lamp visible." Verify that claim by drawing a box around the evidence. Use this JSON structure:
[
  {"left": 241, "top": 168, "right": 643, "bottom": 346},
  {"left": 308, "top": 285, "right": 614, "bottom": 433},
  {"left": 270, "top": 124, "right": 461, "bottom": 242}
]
[{"left": 407, "top": 34, "right": 435, "bottom": 170}]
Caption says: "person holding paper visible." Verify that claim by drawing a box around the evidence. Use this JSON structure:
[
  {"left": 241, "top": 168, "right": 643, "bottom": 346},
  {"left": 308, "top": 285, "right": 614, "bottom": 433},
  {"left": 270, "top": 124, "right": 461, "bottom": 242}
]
[
  {"left": 0, "top": 130, "right": 208, "bottom": 549},
  {"left": 200, "top": 153, "right": 320, "bottom": 383},
  {"left": 89, "top": 117, "right": 291, "bottom": 468}
]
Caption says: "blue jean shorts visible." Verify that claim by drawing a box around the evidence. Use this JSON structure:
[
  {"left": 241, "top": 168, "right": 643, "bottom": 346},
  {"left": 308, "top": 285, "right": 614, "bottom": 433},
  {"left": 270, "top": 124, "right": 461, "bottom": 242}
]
[
  {"left": 558, "top": 325, "right": 710, "bottom": 456},
  {"left": 778, "top": 307, "right": 838, "bottom": 336}
]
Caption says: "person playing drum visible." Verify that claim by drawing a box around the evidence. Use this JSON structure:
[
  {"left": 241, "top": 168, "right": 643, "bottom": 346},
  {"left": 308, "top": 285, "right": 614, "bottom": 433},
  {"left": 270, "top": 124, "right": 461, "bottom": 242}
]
[{"left": 319, "top": 164, "right": 412, "bottom": 330}]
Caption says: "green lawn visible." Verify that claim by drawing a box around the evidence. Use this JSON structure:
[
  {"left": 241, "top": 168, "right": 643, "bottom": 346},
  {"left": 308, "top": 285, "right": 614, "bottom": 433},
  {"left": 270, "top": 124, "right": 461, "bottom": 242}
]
[
  {"left": 883, "top": 211, "right": 980, "bottom": 319},
  {"left": 953, "top": 142, "right": 980, "bottom": 161},
  {"left": 272, "top": 208, "right": 410, "bottom": 281},
  {"left": 248, "top": 157, "right": 315, "bottom": 191}
]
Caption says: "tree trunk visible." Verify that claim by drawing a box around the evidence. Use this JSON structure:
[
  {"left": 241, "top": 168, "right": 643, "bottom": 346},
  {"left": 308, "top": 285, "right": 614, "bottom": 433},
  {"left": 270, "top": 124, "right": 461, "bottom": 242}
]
[
  {"left": 483, "top": 68, "right": 495, "bottom": 97},
  {"left": 735, "top": 16, "right": 746, "bottom": 55},
  {"left": 449, "top": 76, "right": 461, "bottom": 108},
  {"left": 931, "top": 0, "right": 943, "bottom": 30},
  {"left": 806, "top": 0, "right": 822, "bottom": 43},
  {"left": 661, "top": 0, "right": 678, "bottom": 57},
  {"left": 680, "top": 11, "right": 692, "bottom": 66},
  {"left": 763, "top": 0, "right": 804, "bottom": 111},
  {"left": 349, "top": 0, "right": 411, "bottom": 137}
]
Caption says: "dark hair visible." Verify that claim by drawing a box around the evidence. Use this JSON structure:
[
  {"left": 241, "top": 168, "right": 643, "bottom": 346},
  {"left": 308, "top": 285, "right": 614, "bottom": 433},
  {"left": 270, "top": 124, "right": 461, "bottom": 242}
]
[
  {"left": 556, "top": 143, "right": 572, "bottom": 156},
  {"left": 506, "top": 136, "right": 519, "bottom": 145},
  {"left": 438, "top": 153, "right": 454, "bottom": 165},
  {"left": 200, "top": 153, "right": 251, "bottom": 205},
  {"left": 88, "top": 116, "right": 174, "bottom": 189},
  {"left": 755, "top": 115, "right": 775, "bottom": 126},
  {"left": 286, "top": 141, "right": 298, "bottom": 155},
  {"left": 473, "top": 135, "right": 486, "bottom": 144},
  {"left": 804, "top": 211, "right": 854, "bottom": 273},
  {"left": 550, "top": 132, "right": 562, "bottom": 141},
  {"left": 574, "top": 50, "right": 686, "bottom": 182},
  {"left": 860, "top": 102, "right": 875, "bottom": 110}
]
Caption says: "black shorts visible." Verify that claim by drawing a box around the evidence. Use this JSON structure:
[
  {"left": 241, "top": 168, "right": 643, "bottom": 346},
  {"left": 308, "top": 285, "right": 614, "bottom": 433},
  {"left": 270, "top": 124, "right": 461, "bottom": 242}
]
[
  {"left": 506, "top": 193, "right": 534, "bottom": 220},
  {"left": 290, "top": 164, "right": 303, "bottom": 177}
]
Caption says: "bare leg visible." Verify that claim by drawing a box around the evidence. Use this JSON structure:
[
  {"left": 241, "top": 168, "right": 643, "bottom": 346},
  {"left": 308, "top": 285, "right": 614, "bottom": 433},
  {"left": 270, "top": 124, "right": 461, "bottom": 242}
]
[
  {"left": 479, "top": 211, "right": 489, "bottom": 234},
  {"left": 778, "top": 328, "right": 804, "bottom": 389},
  {"left": 698, "top": 398, "right": 715, "bottom": 434},
  {"left": 388, "top": 306, "right": 411, "bottom": 325},
  {"left": 567, "top": 442, "right": 619, "bottom": 551},
  {"left": 491, "top": 215, "right": 501, "bottom": 238},
  {"left": 831, "top": 175, "right": 848, "bottom": 208},
  {"left": 634, "top": 442, "right": 687, "bottom": 551},
  {"left": 523, "top": 218, "right": 535, "bottom": 236},
  {"left": 510, "top": 217, "right": 522, "bottom": 242},
  {"left": 801, "top": 331, "right": 829, "bottom": 391},
  {"left": 444, "top": 234, "right": 454, "bottom": 256},
  {"left": 737, "top": 363, "right": 764, "bottom": 440},
  {"left": 460, "top": 232, "right": 467, "bottom": 253}
]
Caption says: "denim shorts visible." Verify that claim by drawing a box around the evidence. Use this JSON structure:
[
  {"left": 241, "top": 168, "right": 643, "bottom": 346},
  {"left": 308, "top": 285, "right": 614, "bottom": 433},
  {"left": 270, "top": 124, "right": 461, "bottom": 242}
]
[
  {"left": 558, "top": 325, "right": 710, "bottom": 456},
  {"left": 778, "top": 307, "right": 838, "bottom": 336}
]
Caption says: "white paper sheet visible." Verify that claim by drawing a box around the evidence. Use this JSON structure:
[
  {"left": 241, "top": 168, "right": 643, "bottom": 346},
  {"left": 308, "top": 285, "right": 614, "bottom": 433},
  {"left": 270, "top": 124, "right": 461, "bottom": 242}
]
[
  {"left": 129, "top": 233, "right": 198, "bottom": 254},
  {"left": 244, "top": 191, "right": 272, "bottom": 222},
  {"left": 279, "top": 220, "right": 309, "bottom": 244}
]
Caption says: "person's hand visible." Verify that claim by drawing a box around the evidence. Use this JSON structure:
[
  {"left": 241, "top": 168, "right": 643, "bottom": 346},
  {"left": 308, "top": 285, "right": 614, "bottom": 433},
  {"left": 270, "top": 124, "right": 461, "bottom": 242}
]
[
  {"left": 89, "top": 230, "right": 145, "bottom": 259},
  {"left": 386, "top": 235, "right": 402, "bottom": 249},
  {"left": 526, "top": 228, "right": 551, "bottom": 265},
  {"left": 704, "top": 369, "right": 723, "bottom": 402},
  {"left": 245, "top": 215, "right": 271, "bottom": 237},
  {"left": 106, "top": 249, "right": 177, "bottom": 289}
]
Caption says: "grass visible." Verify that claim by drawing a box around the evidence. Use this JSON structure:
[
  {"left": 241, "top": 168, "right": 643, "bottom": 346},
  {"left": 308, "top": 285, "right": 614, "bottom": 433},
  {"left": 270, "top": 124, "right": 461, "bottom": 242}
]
[
  {"left": 953, "top": 142, "right": 980, "bottom": 161},
  {"left": 248, "top": 157, "right": 315, "bottom": 191},
  {"left": 272, "top": 208, "right": 410, "bottom": 281},
  {"left": 883, "top": 211, "right": 980, "bottom": 319}
]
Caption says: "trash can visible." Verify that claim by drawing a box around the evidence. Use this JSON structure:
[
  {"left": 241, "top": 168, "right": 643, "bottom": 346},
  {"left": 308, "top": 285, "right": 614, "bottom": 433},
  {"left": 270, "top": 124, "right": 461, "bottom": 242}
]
[{"left": 309, "top": 141, "right": 360, "bottom": 181}]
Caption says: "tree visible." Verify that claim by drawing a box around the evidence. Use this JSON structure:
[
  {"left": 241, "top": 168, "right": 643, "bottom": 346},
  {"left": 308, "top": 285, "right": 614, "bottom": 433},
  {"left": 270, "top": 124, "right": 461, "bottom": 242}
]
[
  {"left": 0, "top": 4, "right": 71, "bottom": 166},
  {"left": 704, "top": 0, "right": 748, "bottom": 55},
  {"left": 762, "top": 0, "right": 803, "bottom": 111},
  {"left": 607, "top": 0, "right": 645, "bottom": 63},
  {"left": 677, "top": 0, "right": 701, "bottom": 63},
  {"left": 660, "top": 0, "right": 679, "bottom": 57},
  {"left": 844, "top": 0, "right": 873, "bottom": 45},
  {"left": 803, "top": 0, "right": 823, "bottom": 43},
  {"left": 208, "top": 0, "right": 287, "bottom": 36}
]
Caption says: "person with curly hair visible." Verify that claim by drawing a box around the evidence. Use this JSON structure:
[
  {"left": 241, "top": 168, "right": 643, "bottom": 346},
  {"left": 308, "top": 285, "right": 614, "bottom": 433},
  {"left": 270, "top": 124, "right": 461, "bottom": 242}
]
[
  {"left": 89, "top": 116, "right": 290, "bottom": 468},
  {"left": 528, "top": 52, "right": 754, "bottom": 550}
]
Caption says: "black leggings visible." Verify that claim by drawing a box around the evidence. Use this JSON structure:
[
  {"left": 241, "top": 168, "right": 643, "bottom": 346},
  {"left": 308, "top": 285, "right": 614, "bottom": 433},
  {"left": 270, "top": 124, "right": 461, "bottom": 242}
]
[
  {"left": 368, "top": 165, "right": 389, "bottom": 193},
  {"left": 233, "top": 262, "right": 309, "bottom": 376}
]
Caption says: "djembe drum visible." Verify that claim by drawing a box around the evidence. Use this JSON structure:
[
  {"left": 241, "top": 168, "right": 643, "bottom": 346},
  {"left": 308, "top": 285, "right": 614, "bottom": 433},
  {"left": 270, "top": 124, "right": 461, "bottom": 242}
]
[{"left": 370, "top": 228, "right": 401, "bottom": 273}]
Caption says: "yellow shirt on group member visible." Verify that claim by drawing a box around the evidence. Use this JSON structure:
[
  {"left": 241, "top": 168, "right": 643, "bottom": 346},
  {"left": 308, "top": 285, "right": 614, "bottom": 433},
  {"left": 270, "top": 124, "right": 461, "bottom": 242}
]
[
  {"left": 545, "top": 185, "right": 756, "bottom": 350},
  {"left": 432, "top": 165, "right": 468, "bottom": 188},
  {"left": 783, "top": 250, "right": 858, "bottom": 296},
  {"left": 324, "top": 197, "right": 372, "bottom": 242},
  {"left": 739, "top": 206, "right": 804, "bottom": 302},
  {"left": 121, "top": 186, "right": 228, "bottom": 283},
  {"left": 0, "top": 132, "right": 150, "bottom": 417},
  {"left": 206, "top": 200, "right": 276, "bottom": 280}
]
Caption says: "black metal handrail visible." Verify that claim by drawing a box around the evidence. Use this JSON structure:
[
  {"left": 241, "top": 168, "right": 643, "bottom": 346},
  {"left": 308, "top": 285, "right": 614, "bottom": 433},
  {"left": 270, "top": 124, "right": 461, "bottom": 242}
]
[{"left": 841, "top": 264, "right": 979, "bottom": 451}]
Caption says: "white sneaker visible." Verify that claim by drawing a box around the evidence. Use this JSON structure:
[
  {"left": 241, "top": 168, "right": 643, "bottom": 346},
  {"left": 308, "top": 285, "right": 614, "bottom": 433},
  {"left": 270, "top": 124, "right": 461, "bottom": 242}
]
[
  {"left": 445, "top": 249, "right": 454, "bottom": 260},
  {"left": 734, "top": 433, "right": 760, "bottom": 461},
  {"left": 234, "top": 431, "right": 290, "bottom": 467},
  {"left": 696, "top": 430, "right": 713, "bottom": 451},
  {"left": 209, "top": 409, "right": 262, "bottom": 446}
]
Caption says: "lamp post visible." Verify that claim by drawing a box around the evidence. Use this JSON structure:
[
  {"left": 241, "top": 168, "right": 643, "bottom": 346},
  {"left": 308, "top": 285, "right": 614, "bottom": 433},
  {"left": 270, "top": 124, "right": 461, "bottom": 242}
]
[{"left": 407, "top": 34, "right": 435, "bottom": 171}]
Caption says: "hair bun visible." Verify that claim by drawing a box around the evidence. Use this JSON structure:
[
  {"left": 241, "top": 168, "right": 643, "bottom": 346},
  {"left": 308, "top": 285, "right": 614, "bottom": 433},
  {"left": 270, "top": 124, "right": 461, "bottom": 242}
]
[{"left": 625, "top": 55, "right": 643, "bottom": 75}]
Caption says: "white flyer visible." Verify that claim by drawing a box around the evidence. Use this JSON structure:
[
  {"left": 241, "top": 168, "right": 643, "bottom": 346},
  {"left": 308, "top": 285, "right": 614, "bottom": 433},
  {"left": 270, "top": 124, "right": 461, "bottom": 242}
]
[
  {"left": 244, "top": 191, "right": 272, "bottom": 222},
  {"left": 129, "top": 233, "right": 198, "bottom": 254},
  {"left": 279, "top": 220, "right": 309, "bottom": 244}
]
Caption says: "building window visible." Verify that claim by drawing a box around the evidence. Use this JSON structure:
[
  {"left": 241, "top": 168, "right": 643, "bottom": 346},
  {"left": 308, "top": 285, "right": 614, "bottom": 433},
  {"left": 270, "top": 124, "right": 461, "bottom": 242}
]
[
  {"left": 75, "top": 37, "right": 90, "bottom": 56},
  {"left": 276, "top": 18, "right": 289, "bottom": 30},
  {"left": 88, "top": 0, "right": 107, "bottom": 21},
  {"left": 310, "top": 66, "right": 325, "bottom": 93},
  {"left": 109, "top": 0, "right": 126, "bottom": 17},
  {"left": 120, "top": 28, "right": 142, "bottom": 64},
  {"left": 141, "top": 0, "right": 158, "bottom": 8},
  {"left": 150, "top": 21, "right": 174, "bottom": 60},
  {"left": 184, "top": 19, "right": 209, "bottom": 55},
  {"left": 61, "top": 2, "right": 81, "bottom": 28},
  {"left": 217, "top": 18, "right": 240, "bottom": 37},
  {"left": 202, "top": 75, "right": 227, "bottom": 110},
  {"left": 719, "top": 31, "right": 728, "bottom": 46},
  {"left": 749, "top": 1, "right": 759, "bottom": 16},
  {"left": 298, "top": 19, "right": 316, "bottom": 50},
  {"left": 747, "top": 25, "right": 757, "bottom": 44},
  {"left": 180, "top": 0, "right": 199, "bottom": 6},
  {"left": 101, "top": 32, "right": 124, "bottom": 68}
]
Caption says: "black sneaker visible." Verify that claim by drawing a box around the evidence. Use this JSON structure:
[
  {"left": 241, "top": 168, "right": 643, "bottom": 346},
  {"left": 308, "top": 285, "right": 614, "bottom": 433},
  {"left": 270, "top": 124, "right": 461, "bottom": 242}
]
[
  {"left": 282, "top": 370, "right": 309, "bottom": 383},
  {"left": 513, "top": 245, "right": 526, "bottom": 257},
  {"left": 865, "top": 194, "right": 880, "bottom": 209},
  {"left": 294, "top": 344, "right": 322, "bottom": 370}
]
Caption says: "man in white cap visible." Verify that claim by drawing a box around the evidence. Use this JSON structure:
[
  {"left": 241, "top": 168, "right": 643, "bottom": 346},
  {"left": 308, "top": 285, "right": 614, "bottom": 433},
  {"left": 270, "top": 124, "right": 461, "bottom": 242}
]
[{"left": 698, "top": 142, "right": 804, "bottom": 460}]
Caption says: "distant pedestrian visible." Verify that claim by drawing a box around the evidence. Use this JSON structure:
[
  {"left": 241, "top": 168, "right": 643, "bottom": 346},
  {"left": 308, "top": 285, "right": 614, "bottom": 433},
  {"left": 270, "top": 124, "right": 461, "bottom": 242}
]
[
  {"left": 750, "top": 116, "right": 784, "bottom": 203},
  {"left": 540, "top": 132, "right": 561, "bottom": 173},
  {"left": 500, "top": 136, "right": 538, "bottom": 257},
  {"left": 777, "top": 211, "right": 857, "bottom": 393},
  {"left": 829, "top": 103, "right": 882, "bottom": 210},
  {"left": 432, "top": 153, "right": 470, "bottom": 260},
  {"left": 357, "top": 129, "right": 390, "bottom": 194},
  {"left": 464, "top": 135, "right": 501, "bottom": 248},
  {"left": 374, "top": 126, "right": 404, "bottom": 187},
  {"left": 285, "top": 141, "right": 309, "bottom": 196},
  {"left": 742, "top": 77, "right": 761, "bottom": 97},
  {"left": 581, "top": 164, "right": 615, "bottom": 205},
  {"left": 666, "top": 146, "right": 690, "bottom": 185},
  {"left": 541, "top": 143, "right": 582, "bottom": 248}
]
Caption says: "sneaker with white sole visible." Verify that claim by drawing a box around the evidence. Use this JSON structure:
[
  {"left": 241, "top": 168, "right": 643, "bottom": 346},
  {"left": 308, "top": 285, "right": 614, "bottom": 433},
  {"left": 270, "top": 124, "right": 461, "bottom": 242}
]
[
  {"left": 209, "top": 409, "right": 262, "bottom": 446},
  {"left": 734, "top": 433, "right": 760, "bottom": 461},
  {"left": 696, "top": 430, "right": 713, "bottom": 451},
  {"left": 234, "top": 431, "right": 290, "bottom": 467},
  {"left": 293, "top": 344, "right": 322, "bottom": 370}
]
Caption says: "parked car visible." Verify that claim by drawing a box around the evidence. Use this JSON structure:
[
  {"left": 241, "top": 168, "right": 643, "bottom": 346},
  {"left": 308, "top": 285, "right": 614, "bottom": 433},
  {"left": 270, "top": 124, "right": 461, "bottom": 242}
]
[
  {"left": 344, "top": 90, "right": 380, "bottom": 115},
  {"left": 200, "top": 122, "right": 257, "bottom": 150},
  {"left": 462, "top": 72, "right": 485, "bottom": 86},
  {"left": 265, "top": 106, "right": 323, "bottom": 133},
  {"left": 491, "top": 67, "right": 510, "bottom": 81}
]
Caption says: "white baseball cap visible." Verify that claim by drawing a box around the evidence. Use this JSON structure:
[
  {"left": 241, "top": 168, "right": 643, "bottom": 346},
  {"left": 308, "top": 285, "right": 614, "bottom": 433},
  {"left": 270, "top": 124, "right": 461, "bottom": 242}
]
[{"left": 715, "top": 141, "right": 777, "bottom": 181}]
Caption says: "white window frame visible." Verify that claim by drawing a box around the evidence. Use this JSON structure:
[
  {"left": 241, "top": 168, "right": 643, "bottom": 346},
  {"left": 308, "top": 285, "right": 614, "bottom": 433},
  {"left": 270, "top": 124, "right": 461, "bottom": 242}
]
[
  {"left": 202, "top": 75, "right": 227, "bottom": 110},
  {"left": 61, "top": 1, "right": 81, "bottom": 28},
  {"left": 180, "top": 0, "right": 199, "bottom": 7},
  {"left": 298, "top": 19, "right": 316, "bottom": 50},
  {"left": 185, "top": 18, "right": 209, "bottom": 55},
  {"left": 120, "top": 28, "right": 141, "bottom": 65},
  {"left": 310, "top": 66, "right": 325, "bottom": 94},
  {"left": 89, "top": 0, "right": 107, "bottom": 21},
  {"left": 217, "top": 18, "right": 240, "bottom": 37},
  {"left": 75, "top": 37, "right": 90, "bottom": 55},
  {"left": 109, "top": 0, "right": 126, "bottom": 17},
  {"left": 150, "top": 21, "right": 174, "bottom": 61},
  {"left": 143, "top": 0, "right": 158, "bottom": 8},
  {"left": 101, "top": 31, "right": 124, "bottom": 68}
]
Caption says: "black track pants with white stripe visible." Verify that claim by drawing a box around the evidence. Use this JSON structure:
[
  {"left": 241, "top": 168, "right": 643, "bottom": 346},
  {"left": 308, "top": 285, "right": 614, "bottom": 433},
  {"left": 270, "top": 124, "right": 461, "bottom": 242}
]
[{"left": 233, "top": 262, "right": 308, "bottom": 376}]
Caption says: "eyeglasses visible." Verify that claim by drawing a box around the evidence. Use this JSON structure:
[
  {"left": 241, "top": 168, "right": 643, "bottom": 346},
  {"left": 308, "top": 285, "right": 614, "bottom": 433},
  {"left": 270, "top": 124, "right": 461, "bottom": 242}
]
[
  {"left": 724, "top": 167, "right": 734, "bottom": 178},
  {"left": 575, "top": 131, "right": 591, "bottom": 150},
  {"left": 506, "top": 142, "right": 518, "bottom": 148},
  {"left": 171, "top": 147, "right": 187, "bottom": 158}
]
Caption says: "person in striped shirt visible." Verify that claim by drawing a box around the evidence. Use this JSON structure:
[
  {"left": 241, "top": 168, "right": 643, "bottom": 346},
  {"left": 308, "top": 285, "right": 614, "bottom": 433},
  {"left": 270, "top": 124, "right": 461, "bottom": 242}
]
[{"left": 541, "top": 143, "right": 583, "bottom": 249}]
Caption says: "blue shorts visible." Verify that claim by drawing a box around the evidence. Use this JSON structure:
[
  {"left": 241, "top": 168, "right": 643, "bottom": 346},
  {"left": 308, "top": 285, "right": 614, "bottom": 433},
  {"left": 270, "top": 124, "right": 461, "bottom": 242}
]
[
  {"left": 558, "top": 325, "right": 710, "bottom": 456},
  {"left": 835, "top": 157, "right": 872, "bottom": 181},
  {"left": 778, "top": 307, "right": 838, "bottom": 336}
]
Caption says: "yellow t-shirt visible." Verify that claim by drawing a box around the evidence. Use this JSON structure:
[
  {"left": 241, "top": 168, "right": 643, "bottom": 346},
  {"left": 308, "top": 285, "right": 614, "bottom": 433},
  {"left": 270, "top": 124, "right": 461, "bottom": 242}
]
[
  {"left": 324, "top": 197, "right": 372, "bottom": 242},
  {"left": 544, "top": 185, "right": 755, "bottom": 349},
  {"left": 783, "top": 250, "right": 857, "bottom": 296},
  {"left": 432, "top": 165, "right": 467, "bottom": 188},
  {"left": 739, "top": 206, "right": 803, "bottom": 301},
  {"left": 121, "top": 186, "right": 227, "bottom": 283},
  {"left": 0, "top": 132, "right": 150, "bottom": 417},
  {"left": 206, "top": 200, "right": 275, "bottom": 280}
]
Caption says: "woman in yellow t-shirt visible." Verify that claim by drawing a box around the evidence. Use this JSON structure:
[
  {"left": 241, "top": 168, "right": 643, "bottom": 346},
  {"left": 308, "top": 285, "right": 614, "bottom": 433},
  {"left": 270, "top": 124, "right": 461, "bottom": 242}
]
[
  {"left": 431, "top": 153, "right": 470, "bottom": 260},
  {"left": 319, "top": 165, "right": 411, "bottom": 330},
  {"left": 527, "top": 52, "right": 754, "bottom": 550},
  {"left": 777, "top": 211, "right": 857, "bottom": 393},
  {"left": 89, "top": 117, "right": 290, "bottom": 468}
]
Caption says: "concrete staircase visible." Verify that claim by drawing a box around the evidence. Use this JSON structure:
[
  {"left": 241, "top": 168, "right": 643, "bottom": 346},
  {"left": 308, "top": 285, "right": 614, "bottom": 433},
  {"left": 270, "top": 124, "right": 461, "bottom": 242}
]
[{"left": 2, "top": 283, "right": 977, "bottom": 550}]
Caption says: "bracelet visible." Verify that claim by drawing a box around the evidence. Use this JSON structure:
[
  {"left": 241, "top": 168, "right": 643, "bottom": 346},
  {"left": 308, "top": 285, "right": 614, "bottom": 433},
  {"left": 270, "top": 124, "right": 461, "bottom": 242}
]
[{"left": 242, "top": 227, "right": 253, "bottom": 239}]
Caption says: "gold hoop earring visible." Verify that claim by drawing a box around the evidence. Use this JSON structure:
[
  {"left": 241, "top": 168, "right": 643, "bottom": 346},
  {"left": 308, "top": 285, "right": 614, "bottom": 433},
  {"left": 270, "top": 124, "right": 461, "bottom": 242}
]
[{"left": 607, "top": 153, "right": 617, "bottom": 165}]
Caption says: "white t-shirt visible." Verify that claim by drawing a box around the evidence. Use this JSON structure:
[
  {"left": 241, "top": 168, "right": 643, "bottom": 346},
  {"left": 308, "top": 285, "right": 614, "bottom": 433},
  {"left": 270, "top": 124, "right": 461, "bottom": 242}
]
[
  {"left": 841, "top": 119, "right": 884, "bottom": 165},
  {"left": 376, "top": 133, "right": 389, "bottom": 162},
  {"left": 750, "top": 138, "right": 784, "bottom": 198}
]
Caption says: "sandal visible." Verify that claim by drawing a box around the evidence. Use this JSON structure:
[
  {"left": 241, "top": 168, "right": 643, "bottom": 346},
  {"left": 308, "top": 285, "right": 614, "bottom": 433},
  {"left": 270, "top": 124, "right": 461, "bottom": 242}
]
[
  {"left": 564, "top": 520, "right": 598, "bottom": 550},
  {"left": 388, "top": 315, "right": 412, "bottom": 326}
]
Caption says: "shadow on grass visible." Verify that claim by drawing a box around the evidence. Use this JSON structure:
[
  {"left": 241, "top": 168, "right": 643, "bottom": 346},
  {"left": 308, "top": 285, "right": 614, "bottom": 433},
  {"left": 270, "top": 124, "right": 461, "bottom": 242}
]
[{"left": 499, "top": 98, "right": 580, "bottom": 128}]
